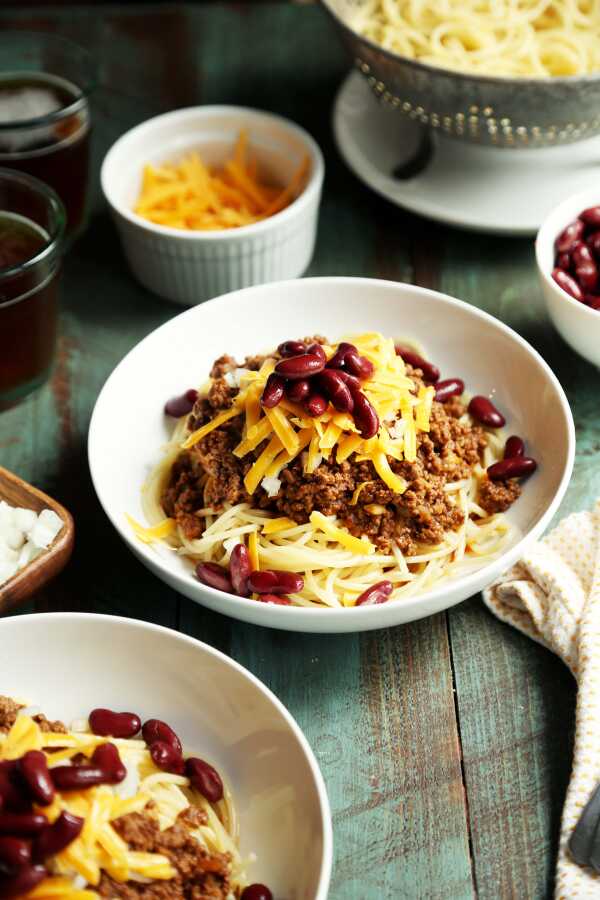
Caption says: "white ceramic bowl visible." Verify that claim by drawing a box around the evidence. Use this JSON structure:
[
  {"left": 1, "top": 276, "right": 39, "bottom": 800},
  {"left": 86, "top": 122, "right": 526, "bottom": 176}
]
[
  {"left": 0, "top": 612, "right": 332, "bottom": 899},
  {"left": 536, "top": 188, "right": 600, "bottom": 368},
  {"left": 88, "top": 277, "right": 575, "bottom": 634},
  {"left": 100, "top": 106, "right": 324, "bottom": 306}
]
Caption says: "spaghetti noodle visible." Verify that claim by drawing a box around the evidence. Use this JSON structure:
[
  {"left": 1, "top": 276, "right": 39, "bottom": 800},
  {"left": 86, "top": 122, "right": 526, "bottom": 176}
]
[
  {"left": 343, "top": 0, "right": 600, "bottom": 77},
  {"left": 135, "top": 333, "right": 526, "bottom": 610}
]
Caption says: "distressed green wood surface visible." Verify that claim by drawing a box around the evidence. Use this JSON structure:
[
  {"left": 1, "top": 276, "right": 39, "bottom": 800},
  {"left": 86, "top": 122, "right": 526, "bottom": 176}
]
[{"left": 0, "top": 3, "right": 593, "bottom": 898}]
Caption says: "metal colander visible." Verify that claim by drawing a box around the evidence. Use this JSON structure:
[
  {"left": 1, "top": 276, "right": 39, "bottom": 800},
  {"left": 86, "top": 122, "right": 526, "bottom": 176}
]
[{"left": 321, "top": 0, "right": 600, "bottom": 148}]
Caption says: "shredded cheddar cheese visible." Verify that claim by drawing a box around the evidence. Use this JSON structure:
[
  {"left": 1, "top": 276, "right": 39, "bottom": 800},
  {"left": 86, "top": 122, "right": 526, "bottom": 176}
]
[
  {"left": 261, "top": 517, "right": 297, "bottom": 534},
  {"left": 310, "top": 511, "right": 375, "bottom": 556},
  {"left": 176, "top": 333, "right": 435, "bottom": 506},
  {"left": 0, "top": 718, "right": 178, "bottom": 890},
  {"left": 134, "top": 131, "right": 310, "bottom": 232},
  {"left": 126, "top": 514, "right": 176, "bottom": 544}
]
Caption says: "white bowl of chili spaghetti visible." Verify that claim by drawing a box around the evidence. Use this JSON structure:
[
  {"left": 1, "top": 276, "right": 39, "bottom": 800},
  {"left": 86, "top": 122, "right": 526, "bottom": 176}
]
[
  {"left": 0, "top": 612, "right": 332, "bottom": 897},
  {"left": 88, "top": 277, "right": 575, "bottom": 634}
]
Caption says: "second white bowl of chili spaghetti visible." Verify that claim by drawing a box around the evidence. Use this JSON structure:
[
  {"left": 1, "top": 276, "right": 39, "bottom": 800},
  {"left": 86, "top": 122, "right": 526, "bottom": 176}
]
[{"left": 88, "top": 277, "right": 574, "bottom": 633}]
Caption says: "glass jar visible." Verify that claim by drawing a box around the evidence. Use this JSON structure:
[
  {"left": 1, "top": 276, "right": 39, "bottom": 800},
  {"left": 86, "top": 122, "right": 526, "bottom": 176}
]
[
  {"left": 0, "top": 168, "right": 66, "bottom": 410},
  {"left": 0, "top": 32, "right": 95, "bottom": 240}
]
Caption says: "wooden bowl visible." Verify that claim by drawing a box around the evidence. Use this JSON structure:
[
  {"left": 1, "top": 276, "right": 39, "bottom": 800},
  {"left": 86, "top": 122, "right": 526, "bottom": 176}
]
[{"left": 0, "top": 466, "right": 74, "bottom": 614}]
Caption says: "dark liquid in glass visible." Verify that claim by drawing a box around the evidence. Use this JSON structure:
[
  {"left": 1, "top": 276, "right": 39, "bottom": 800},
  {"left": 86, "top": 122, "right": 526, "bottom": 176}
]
[
  {"left": 0, "top": 74, "right": 90, "bottom": 237},
  {"left": 0, "top": 212, "right": 59, "bottom": 409}
]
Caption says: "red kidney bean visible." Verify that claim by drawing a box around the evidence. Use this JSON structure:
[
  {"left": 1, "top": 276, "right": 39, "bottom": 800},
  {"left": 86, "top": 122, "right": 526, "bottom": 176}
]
[
  {"left": 0, "top": 837, "right": 30, "bottom": 869},
  {"left": 248, "top": 570, "right": 303, "bottom": 594},
  {"left": 333, "top": 369, "right": 361, "bottom": 390},
  {"left": 0, "top": 865, "right": 46, "bottom": 898},
  {"left": 575, "top": 262, "right": 598, "bottom": 292},
  {"left": 572, "top": 241, "right": 594, "bottom": 267},
  {"left": 0, "top": 814, "right": 47, "bottom": 836},
  {"left": 434, "top": 378, "right": 464, "bottom": 403},
  {"left": 326, "top": 341, "right": 357, "bottom": 370},
  {"left": 305, "top": 342, "right": 327, "bottom": 363},
  {"left": 350, "top": 390, "right": 379, "bottom": 439},
  {"left": 142, "top": 720, "right": 183, "bottom": 756},
  {"left": 584, "top": 294, "right": 600, "bottom": 310},
  {"left": 91, "top": 743, "right": 126, "bottom": 783},
  {"left": 273, "top": 572, "right": 304, "bottom": 594},
  {"left": 587, "top": 231, "right": 600, "bottom": 258},
  {"left": 468, "top": 396, "right": 506, "bottom": 428},
  {"left": 317, "top": 370, "right": 354, "bottom": 413},
  {"left": 195, "top": 562, "right": 234, "bottom": 594},
  {"left": 555, "top": 218, "right": 585, "bottom": 253},
  {"left": 580, "top": 206, "right": 600, "bottom": 227},
  {"left": 261, "top": 373, "right": 286, "bottom": 409},
  {"left": 247, "top": 570, "right": 279, "bottom": 594},
  {"left": 277, "top": 340, "right": 305, "bottom": 358},
  {"left": 258, "top": 594, "right": 291, "bottom": 605},
  {"left": 303, "top": 394, "right": 328, "bottom": 418},
  {"left": 164, "top": 389, "right": 198, "bottom": 418},
  {"left": 241, "top": 885, "right": 273, "bottom": 900},
  {"left": 50, "top": 766, "right": 112, "bottom": 791},
  {"left": 394, "top": 346, "right": 440, "bottom": 383},
  {"left": 556, "top": 251, "right": 571, "bottom": 270},
  {"left": 33, "top": 811, "right": 83, "bottom": 862},
  {"left": 504, "top": 435, "right": 525, "bottom": 459},
  {"left": 355, "top": 580, "right": 393, "bottom": 606},
  {"left": 185, "top": 758, "right": 223, "bottom": 803},
  {"left": 286, "top": 379, "right": 311, "bottom": 403},
  {"left": 343, "top": 350, "right": 374, "bottom": 380},
  {"left": 149, "top": 741, "right": 185, "bottom": 775},
  {"left": 487, "top": 457, "right": 537, "bottom": 481},
  {"left": 552, "top": 267, "right": 584, "bottom": 301},
  {"left": 89, "top": 708, "right": 141, "bottom": 739},
  {"left": 230, "top": 543, "right": 251, "bottom": 597},
  {"left": 275, "top": 354, "right": 325, "bottom": 380},
  {"left": 17, "top": 752, "right": 54, "bottom": 807},
  {"left": 0, "top": 765, "right": 29, "bottom": 814}
]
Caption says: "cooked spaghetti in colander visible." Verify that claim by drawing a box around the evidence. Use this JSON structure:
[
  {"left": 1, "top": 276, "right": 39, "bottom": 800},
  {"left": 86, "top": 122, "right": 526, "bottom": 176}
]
[{"left": 340, "top": 0, "right": 600, "bottom": 77}]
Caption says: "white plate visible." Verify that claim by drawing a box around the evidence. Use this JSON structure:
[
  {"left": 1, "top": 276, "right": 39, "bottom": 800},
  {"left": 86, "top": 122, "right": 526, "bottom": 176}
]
[
  {"left": 88, "top": 276, "right": 574, "bottom": 634},
  {"left": 0, "top": 612, "right": 332, "bottom": 899},
  {"left": 333, "top": 71, "right": 600, "bottom": 236}
]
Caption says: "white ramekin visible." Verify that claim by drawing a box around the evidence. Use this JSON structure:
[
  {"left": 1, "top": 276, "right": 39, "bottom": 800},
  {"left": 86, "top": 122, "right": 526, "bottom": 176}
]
[
  {"left": 536, "top": 188, "right": 600, "bottom": 368},
  {"left": 100, "top": 106, "right": 325, "bottom": 306}
]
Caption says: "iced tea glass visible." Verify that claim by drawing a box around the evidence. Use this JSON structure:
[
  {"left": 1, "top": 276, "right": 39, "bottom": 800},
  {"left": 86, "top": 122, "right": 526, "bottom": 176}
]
[
  {"left": 0, "top": 32, "right": 95, "bottom": 240},
  {"left": 0, "top": 168, "right": 66, "bottom": 410}
]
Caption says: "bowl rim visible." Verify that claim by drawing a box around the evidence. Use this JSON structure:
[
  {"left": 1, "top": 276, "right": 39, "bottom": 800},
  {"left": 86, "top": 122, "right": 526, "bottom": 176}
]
[
  {"left": 0, "top": 610, "right": 334, "bottom": 898},
  {"left": 88, "top": 275, "right": 576, "bottom": 630},
  {"left": 320, "top": 0, "right": 600, "bottom": 87},
  {"left": 535, "top": 187, "right": 600, "bottom": 322},
  {"left": 100, "top": 104, "right": 325, "bottom": 242}
]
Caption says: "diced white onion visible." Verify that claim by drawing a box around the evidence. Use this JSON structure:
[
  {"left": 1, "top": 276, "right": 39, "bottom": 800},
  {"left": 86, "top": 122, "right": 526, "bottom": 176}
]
[
  {"left": 224, "top": 367, "right": 250, "bottom": 388},
  {"left": 260, "top": 476, "right": 282, "bottom": 498},
  {"left": 0, "top": 502, "right": 64, "bottom": 587}
]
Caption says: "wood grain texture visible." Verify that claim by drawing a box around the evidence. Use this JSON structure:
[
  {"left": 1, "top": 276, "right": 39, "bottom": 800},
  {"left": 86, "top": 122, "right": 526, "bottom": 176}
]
[
  {"left": 448, "top": 600, "right": 575, "bottom": 899},
  {"left": 0, "top": 3, "right": 589, "bottom": 898},
  {"left": 0, "top": 466, "right": 74, "bottom": 612}
]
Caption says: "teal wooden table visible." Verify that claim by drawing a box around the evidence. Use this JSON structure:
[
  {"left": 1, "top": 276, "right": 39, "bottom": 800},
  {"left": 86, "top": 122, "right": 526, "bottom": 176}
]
[{"left": 2, "top": 3, "right": 598, "bottom": 897}]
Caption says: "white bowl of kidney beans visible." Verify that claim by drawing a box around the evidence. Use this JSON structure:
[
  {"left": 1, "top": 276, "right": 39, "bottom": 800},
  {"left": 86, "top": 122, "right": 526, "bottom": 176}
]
[
  {"left": 536, "top": 190, "right": 600, "bottom": 367},
  {"left": 89, "top": 276, "right": 575, "bottom": 633},
  {"left": 0, "top": 612, "right": 333, "bottom": 898}
]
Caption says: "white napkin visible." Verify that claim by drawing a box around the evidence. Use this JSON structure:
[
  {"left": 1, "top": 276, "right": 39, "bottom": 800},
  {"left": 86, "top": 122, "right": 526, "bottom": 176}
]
[{"left": 483, "top": 499, "right": 600, "bottom": 899}]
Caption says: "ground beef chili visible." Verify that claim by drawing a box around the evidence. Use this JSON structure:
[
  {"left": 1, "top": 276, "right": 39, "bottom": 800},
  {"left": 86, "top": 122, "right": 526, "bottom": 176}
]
[
  {"left": 96, "top": 809, "right": 231, "bottom": 900},
  {"left": 0, "top": 695, "right": 22, "bottom": 732},
  {"left": 0, "top": 695, "right": 68, "bottom": 734},
  {"left": 162, "top": 347, "right": 521, "bottom": 556}
]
